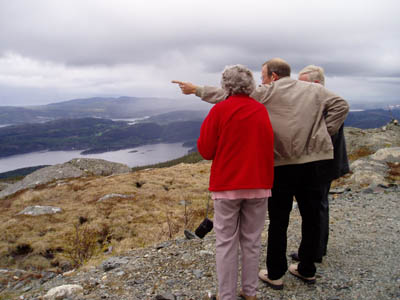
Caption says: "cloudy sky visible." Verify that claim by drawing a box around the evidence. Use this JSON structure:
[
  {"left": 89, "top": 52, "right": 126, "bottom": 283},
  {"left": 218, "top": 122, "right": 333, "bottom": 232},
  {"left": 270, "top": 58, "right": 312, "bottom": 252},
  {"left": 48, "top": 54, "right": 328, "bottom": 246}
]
[{"left": 0, "top": 0, "right": 399, "bottom": 109}]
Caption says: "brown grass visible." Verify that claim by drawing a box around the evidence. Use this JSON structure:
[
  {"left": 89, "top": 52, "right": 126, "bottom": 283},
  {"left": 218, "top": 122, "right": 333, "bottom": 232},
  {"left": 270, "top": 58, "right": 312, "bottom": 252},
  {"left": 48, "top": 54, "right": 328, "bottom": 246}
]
[
  {"left": 386, "top": 162, "right": 400, "bottom": 183},
  {"left": 0, "top": 162, "right": 212, "bottom": 271},
  {"left": 347, "top": 146, "right": 375, "bottom": 162}
]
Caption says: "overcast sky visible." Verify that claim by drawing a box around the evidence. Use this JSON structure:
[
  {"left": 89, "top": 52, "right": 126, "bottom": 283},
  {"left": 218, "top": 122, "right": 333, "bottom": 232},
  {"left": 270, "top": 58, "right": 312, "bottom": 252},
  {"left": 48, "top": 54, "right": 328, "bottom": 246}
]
[{"left": 0, "top": 0, "right": 399, "bottom": 108}]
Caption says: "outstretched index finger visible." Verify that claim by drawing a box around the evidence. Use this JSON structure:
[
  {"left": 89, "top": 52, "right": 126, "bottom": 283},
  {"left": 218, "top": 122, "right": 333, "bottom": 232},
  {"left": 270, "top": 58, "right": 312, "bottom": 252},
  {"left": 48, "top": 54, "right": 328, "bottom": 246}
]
[{"left": 171, "top": 80, "right": 184, "bottom": 84}]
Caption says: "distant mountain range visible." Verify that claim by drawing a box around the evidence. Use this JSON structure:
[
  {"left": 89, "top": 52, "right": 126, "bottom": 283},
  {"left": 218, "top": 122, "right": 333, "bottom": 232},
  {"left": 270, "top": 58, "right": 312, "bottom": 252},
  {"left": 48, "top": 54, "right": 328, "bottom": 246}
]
[
  {"left": 1, "top": 96, "right": 398, "bottom": 129},
  {"left": 0, "top": 96, "right": 210, "bottom": 125},
  {"left": 344, "top": 108, "right": 400, "bottom": 129}
]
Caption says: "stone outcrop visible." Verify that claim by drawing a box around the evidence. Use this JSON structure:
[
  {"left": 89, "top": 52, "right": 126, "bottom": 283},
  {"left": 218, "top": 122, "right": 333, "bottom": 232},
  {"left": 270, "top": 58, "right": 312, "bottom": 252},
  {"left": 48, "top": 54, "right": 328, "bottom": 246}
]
[
  {"left": 0, "top": 158, "right": 131, "bottom": 199},
  {"left": 17, "top": 205, "right": 62, "bottom": 216},
  {"left": 0, "top": 182, "right": 11, "bottom": 191},
  {"left": 97, "top": 193, "right": 134, "bottom": 202},
  {"left": 346, "top": 147, "right": 400, "bottom": 187},
  {"left": 68, "top": 158, "right": 131, "bottom": 176},
  {"left": 344, "top": 122, "right": 400, "bottom": 157}
]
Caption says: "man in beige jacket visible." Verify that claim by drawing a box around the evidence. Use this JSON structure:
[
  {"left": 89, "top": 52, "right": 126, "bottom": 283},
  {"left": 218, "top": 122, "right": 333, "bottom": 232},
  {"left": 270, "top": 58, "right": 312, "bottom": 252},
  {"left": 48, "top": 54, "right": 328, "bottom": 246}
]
[
  {"left": 289, "top": 65, "right": 350, "bottom": 265},
  {"left": 173, "top": 58, "right": 349, "bottom": 290}
]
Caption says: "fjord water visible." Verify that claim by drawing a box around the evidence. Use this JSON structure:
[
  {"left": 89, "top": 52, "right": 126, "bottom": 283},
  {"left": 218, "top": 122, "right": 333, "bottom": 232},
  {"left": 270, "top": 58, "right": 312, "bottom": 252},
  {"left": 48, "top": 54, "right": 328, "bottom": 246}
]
[{"left": 0, "top": 143, "right": 191, "bottom": 173}]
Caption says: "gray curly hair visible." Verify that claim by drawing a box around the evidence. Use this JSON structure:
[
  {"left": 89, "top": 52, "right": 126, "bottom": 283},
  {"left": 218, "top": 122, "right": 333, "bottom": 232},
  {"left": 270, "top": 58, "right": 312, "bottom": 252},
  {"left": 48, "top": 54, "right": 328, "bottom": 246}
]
[{"left": 221, "top": 64, "right": 256, "bottom": 96}]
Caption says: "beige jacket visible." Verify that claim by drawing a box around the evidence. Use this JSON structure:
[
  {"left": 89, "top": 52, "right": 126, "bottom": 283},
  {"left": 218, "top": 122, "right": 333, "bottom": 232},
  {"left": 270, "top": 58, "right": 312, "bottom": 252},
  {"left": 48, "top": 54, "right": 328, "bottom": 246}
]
[{"left": 196, "top": 77, "right": 349, "bottom": 166}]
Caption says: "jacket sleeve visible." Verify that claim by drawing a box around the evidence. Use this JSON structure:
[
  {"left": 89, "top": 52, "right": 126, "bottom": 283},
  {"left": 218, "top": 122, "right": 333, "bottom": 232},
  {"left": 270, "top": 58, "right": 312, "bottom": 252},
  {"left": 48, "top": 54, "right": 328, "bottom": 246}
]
[
  {"left": 197, "top": 106, "right": 219, "bottom": 160},
  {"left": 323, "top": 89, "right": 350, "bottom": 136},
  {"left": 195, "top": 86, "right": 228, "bottom": 104},
  {"left": 196, "top": 85, "right": 271, "bottom": 105}
]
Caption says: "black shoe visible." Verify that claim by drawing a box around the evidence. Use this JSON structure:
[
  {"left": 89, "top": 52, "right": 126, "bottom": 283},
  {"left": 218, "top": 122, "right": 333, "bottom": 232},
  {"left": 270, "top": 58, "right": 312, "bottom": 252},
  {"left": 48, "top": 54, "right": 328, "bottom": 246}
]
[{"left": 290, "top": 252, "right": 323, "bottom": 263}]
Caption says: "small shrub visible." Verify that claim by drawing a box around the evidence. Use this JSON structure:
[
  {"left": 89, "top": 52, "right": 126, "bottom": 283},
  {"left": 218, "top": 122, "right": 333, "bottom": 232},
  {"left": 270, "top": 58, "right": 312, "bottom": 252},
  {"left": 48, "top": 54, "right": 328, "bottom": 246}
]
[
  {"left": 161, "top": 211, "right": 180, "bottom": 239},
  {"left": 62, "top": 223, "right": 99, "bottom": 267}
]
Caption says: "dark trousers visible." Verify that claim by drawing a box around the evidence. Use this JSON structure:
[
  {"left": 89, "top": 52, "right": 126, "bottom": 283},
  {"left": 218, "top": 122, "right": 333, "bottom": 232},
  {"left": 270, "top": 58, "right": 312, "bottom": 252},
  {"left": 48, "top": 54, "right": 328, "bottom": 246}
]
[
  {"left": 317, "top": 182, "right": 331, "bottom": 259},
  {"left": 266, "top": 164, "right": 324, "bottom": 279}
]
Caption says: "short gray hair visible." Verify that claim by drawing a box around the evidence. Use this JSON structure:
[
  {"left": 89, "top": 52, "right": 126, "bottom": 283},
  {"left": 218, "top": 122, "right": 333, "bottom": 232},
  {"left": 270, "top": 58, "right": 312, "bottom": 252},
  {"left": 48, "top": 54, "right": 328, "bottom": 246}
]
[
  {"left": 221, "top": 64, "right": 256, "bottom": 96},
  {"left": 299, "top": 65, "right": 325, "bottom": 86}
]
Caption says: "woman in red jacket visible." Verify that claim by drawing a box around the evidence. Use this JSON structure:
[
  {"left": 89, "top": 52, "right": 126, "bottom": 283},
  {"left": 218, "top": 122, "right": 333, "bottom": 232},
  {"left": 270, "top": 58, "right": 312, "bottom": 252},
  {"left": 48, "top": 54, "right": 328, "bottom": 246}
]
[{"left": 197, "top": 65, "right": 274, "bottom": 300}]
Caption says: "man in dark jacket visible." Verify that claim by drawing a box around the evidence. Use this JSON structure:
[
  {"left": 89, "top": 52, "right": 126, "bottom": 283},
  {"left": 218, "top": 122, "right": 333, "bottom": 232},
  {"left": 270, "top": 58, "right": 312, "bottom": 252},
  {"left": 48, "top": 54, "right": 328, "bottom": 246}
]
[{"left": 290, "top": 65, "right": 350, "bottom": 263}]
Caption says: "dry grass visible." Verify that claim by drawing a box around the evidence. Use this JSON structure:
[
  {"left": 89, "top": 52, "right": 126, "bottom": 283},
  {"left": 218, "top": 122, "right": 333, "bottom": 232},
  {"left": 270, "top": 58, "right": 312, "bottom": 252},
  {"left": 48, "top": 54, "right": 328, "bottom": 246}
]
[
  {"left": 0, "top": 162, "right": 212, "bottom": 271},
  {"left": 347, "top": 146, "right": 375, "bottom": 162},
  {"left": 386, "top": 162, "right": 400, "bottom": 182}
]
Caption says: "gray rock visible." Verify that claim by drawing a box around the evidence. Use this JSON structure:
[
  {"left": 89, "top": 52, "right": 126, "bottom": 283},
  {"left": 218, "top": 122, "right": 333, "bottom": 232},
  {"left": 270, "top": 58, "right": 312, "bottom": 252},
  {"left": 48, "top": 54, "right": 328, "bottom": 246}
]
[
  {"left": 0, "top": 163, "right": 83, "bottom": 199},
  {"left": 68, "top": 158, "right": 131, "bottom": 176},
  {"left": 344, "top": 124, "right": 400, "bottom": 158},
  {"left": 22, "top": 285, "right": 32, "bottom": 292},
  {"left": 17, "top": 205, "right": 62, "bottom": 216},
  {"left": 0, "top": 158, "right": 131, "bottom": 199},
  {"left": 193, "top": 269, "right": 203, "bottom": 278},
  {"left": 370, "top": 147, "right": 400, "bottom": 163},
  {"left": 347, "top": 147, "right": 400, "bottom": 187},
  {"left": 101, "top": 257, "right": 130, "bottom": 271},
  {"left": 329, "top": 188, "right": 348, "bottom": 194},
  {"left": 13, "top": 281, "right": 24, "bottom": 290},
  {"left": 155, "top": 292, "right": 175, "bottom": 300},
  {"left": 199, "top": 250, "right": 213, "bottom": 256},
  {"left": 0, "top": 182, "right": 11, "bottom": 191},
  {"left": 43, "top": 284, "right": 83, "bottom": 300},
  {"left": 155, "top": 241, "right": 172, "bottom": 250},
  {"left": 97, "top": 193, "right": 134, "bottom": 202}
]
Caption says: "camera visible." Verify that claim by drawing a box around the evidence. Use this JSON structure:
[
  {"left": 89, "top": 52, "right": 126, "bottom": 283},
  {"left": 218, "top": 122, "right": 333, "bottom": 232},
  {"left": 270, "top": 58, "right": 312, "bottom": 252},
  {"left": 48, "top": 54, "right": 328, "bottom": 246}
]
[
  {"left": 184, "top": 218, "right": 214, "bottom": 240},
  {"left": 195, "top": 217, "right": 214, "bottom": 238}
]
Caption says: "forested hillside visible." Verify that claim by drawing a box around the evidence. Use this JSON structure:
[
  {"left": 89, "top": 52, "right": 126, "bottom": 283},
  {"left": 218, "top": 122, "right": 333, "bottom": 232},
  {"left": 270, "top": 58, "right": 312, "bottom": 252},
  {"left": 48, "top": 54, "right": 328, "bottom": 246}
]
[{"left": 0, "top": 118, "right": 201, "bottom": 158}]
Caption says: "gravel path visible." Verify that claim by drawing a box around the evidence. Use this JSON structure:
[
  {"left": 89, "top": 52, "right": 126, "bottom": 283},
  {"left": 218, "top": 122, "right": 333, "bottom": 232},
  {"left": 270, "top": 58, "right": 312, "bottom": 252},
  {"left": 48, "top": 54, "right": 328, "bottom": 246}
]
[{"left": 2, "top": 185, "right": 399, "bottom": 300}]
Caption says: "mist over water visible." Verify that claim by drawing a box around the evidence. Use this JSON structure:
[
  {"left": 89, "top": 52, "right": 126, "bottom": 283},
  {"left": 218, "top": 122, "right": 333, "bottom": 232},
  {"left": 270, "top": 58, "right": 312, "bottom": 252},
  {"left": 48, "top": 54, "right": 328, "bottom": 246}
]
[{"left": 0, "top": 143, "right": 191, "bottom": 173}]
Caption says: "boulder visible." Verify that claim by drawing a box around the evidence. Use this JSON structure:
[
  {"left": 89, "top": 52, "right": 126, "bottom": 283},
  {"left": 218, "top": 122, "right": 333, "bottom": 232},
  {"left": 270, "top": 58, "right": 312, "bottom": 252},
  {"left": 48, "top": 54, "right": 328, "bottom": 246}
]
[
  {"left": 43, "top": 284, "right": 83, "bottom": 300},
  {"left": 0, "top": 158, "right": 131, "bottom": 199},
  {"left": 0, "top": 163, "right": 84, "bottom": 199},
  {"left": 348, "top": 147, "right": 400, "bottom": 186},
  {"left": 344, "top": 123, "right": 400, "bottom": 159},
  {"left": 68, "top": 158, "right": 131, "bottom": 176}
]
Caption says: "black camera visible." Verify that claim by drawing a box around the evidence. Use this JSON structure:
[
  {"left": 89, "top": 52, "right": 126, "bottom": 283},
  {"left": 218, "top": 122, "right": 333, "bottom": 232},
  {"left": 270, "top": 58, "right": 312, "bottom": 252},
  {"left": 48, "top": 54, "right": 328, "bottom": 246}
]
[
  {"left": 184, "top": 218, "right": 214, "bottom": 240},
  {"left": 195, "top": 217, "right": 214, "bottom": 238}
]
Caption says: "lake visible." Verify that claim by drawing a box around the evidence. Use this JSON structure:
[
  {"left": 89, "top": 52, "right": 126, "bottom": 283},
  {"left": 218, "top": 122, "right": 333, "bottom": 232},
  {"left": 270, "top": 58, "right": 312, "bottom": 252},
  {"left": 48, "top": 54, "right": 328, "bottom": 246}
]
[{"left": 0, "top": 143, "right": 191, "bottom": 173}]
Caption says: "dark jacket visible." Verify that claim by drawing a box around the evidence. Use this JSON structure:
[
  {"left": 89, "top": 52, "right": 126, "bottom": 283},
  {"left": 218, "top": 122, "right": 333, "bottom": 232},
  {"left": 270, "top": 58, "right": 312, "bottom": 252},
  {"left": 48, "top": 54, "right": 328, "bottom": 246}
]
[{"left": 315, "top": 124, "right": 350, "bottom": 183}]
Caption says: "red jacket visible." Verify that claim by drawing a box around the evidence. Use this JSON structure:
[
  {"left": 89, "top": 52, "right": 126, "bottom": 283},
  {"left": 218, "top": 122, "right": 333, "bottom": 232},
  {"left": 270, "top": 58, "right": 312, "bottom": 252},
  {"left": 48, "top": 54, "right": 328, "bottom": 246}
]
[{"left": 197, "top": 94, "right": 274, "bottom": 191}]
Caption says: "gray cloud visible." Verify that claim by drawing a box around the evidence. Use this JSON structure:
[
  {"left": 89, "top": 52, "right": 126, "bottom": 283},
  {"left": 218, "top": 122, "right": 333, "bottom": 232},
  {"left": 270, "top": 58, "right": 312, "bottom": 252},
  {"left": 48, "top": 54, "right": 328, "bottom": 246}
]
[{"left": 0, "top": 0, "right": 399, "bottom": 107}]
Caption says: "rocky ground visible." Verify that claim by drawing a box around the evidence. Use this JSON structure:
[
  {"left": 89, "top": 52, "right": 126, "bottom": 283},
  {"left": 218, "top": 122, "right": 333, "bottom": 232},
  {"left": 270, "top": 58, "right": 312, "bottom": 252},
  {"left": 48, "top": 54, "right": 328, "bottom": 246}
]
[{"left": 1, "top": 183, "right": 399, "bottom": 300}]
